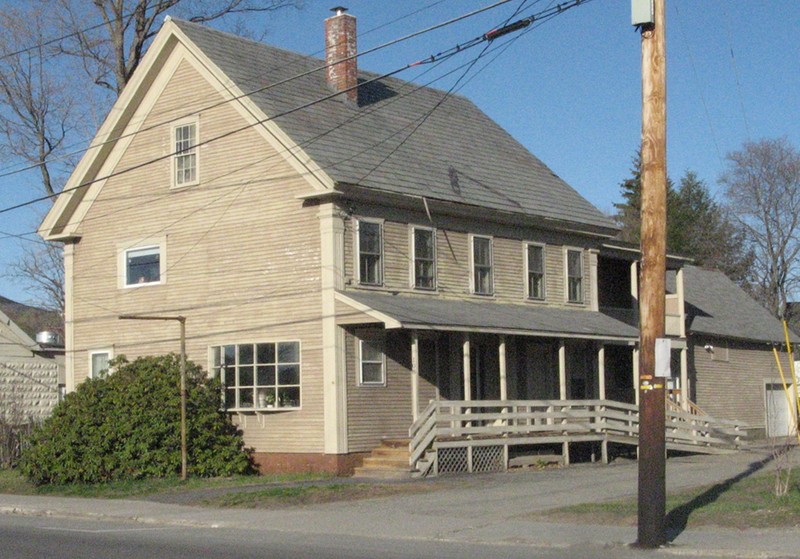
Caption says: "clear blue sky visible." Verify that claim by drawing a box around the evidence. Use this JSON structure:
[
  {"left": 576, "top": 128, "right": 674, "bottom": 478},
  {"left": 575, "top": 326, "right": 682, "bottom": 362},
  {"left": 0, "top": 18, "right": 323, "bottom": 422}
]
[{"left": 1, "top": 0, "right": 798, "bottom": 305}]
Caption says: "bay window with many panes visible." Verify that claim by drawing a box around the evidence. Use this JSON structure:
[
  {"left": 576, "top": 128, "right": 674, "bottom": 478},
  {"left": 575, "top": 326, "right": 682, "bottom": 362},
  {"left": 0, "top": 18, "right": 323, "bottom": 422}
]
[{"left": 212, "top": 342, "right": 301, "bottom": 410}]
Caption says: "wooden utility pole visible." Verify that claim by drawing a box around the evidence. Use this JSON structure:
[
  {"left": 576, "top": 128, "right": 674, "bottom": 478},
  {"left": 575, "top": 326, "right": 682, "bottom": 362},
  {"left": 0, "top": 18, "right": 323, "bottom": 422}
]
[{"left": 637, "top": 0, "right": 667, "bottom": 548}]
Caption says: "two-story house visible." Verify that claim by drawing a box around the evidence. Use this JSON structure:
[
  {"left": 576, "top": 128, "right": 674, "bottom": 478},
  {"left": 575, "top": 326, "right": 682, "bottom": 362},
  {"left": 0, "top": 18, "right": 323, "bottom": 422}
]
[{"left": 40, "top": 10, "right": 770, "bottom": 476}]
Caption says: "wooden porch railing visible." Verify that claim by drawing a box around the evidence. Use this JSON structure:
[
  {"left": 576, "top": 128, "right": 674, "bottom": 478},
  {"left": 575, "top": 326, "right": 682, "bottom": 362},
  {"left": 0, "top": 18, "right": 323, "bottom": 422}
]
[{"left": 409, "top": 399, "right": 747, "bottom": 477}]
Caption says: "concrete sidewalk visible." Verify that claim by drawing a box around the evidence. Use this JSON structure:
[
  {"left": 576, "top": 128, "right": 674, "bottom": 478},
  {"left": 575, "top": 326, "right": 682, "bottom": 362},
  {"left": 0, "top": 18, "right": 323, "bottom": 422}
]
[{"left": 2, "top": 448, "right": 798, "bottom": 558}]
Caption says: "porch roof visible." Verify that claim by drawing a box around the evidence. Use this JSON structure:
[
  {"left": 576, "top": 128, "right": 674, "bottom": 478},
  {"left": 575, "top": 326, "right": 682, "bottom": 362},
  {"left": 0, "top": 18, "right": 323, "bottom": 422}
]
[{"left": 335, "top": 291, "right": 639, "bottom": 342}]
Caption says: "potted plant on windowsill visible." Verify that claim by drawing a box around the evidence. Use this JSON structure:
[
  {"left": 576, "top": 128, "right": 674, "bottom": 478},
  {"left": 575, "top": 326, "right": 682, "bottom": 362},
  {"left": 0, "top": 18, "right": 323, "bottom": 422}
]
[{"left": 257, "top": 390, "right": 275, "bottom": 409}]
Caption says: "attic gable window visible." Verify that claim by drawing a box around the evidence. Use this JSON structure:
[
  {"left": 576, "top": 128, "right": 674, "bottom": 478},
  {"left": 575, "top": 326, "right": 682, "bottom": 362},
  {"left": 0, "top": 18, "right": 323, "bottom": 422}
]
[
  {"left": 357, "top": 219, "right": 383, "bottom": 286},
  {"left": 173, "top": 121, "right": 198, "bottom": 187}
]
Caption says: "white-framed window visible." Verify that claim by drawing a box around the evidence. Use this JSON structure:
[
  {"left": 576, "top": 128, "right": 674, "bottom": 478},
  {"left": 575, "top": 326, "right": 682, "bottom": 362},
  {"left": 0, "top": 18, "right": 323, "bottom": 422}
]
[
  {"left": 125, "top": 246, "right": 161, "bottom": 286},
  {"left": 412, "top": 226, "right": 436, "bottom": 290},
  {"left": 471, "top": 235, "right": 493, "bottom": 295},
  {"left": 212, "top": 341, "right": 301, "bottom": 411},
  {"left": 357, "top": 219, "right": 383, "bottom": 286},
  {"left": 525, "top": 243, "right": 545, "bottom": 300},
  {"left": 173, "top": 120, "right": 198, "bottom": 187},
  {"left": 89, "top": 349, "right": 113, "bottom": 379},
  {"left": 358, "top": 337, "right": 386, "bottom": 386},
  {"left": 566, "top": 248, "right": 584, "bottom": 303}
]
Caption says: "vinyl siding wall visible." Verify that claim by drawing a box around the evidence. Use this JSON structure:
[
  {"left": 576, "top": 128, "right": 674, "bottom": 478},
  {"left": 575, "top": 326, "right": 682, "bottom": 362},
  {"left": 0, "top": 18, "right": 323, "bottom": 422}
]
[
  {"left": 69, "top": 58, "right": 325, "bottom": 453},
  {"left": 690, "top": 336, "right": 790, "bottom": 430}
]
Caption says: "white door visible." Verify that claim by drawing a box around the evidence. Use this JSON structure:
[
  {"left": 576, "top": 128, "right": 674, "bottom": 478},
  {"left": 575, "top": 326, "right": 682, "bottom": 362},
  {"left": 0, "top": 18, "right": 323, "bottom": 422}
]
[{"left": 765, "top": 383, "right": 795, "bottom": 437}]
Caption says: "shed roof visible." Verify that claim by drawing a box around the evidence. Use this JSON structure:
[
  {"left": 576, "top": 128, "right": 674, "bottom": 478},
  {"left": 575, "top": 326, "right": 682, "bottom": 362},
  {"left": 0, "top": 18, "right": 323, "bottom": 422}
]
[{"left": 336, "top": 291, "right": 638, "bottom": 341}]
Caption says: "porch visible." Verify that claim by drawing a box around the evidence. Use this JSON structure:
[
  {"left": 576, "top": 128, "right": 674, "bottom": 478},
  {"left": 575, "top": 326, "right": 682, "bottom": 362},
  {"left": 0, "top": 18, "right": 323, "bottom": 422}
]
[{"left": 407, "top": 399, "right": 748, "bottom": 477}]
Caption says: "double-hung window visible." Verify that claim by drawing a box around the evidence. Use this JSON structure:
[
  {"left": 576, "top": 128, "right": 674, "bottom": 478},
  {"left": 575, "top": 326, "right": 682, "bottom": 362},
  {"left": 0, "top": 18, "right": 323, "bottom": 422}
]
[
  {"left": 566, "top": 249, "right": 584, "bottom": 303},
  {"left": 358, "top": 220, "right": 383, "bottom": 286},
  {"left": 212, "top": 342, "right": 301, "bottom": 410},
  {"left": 412, "top": 227, "right": 436, "bottom": 290},
  {"left": 358, "top": 338, "right": 385, "bottom": 386},
  {"left": 526, "top": 243, "right": 545, "bottom": 300},
  {"left": 89, "top": 349, "right": 112, "bottom": 379},
  {"left": 173, "top": 121, "right": 198, "bottom": 187},
  {"left": 472, "top": 236, "right": 493, "bottom": 295}
]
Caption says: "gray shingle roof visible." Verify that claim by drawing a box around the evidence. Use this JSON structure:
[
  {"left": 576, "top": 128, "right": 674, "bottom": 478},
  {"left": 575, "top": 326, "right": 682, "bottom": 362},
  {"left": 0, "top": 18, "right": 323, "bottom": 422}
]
[
  {"left": 172, "top": 19, "right": 615, "bottom": 232},
  {"left": 668, "top": 266, "right": 794, "bottom": 344},
  {"left": 338, "top": 291, "right": 639, "bottom": 340}
]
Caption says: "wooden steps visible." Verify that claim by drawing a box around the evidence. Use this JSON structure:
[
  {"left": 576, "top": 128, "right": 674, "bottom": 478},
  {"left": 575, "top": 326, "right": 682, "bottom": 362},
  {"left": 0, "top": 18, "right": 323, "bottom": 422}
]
[{"left": 353, "top": 439, "right": 413, "bottom": 480}]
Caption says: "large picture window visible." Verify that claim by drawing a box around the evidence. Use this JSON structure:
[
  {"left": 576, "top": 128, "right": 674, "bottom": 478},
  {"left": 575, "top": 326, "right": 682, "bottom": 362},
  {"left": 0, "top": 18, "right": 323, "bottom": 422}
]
[
  {"left": 212, "top": 342, "right": 301, "bottom": 410},
  {"left": 413, "top": 227, "right": 436, "bottom": 290},
  {"left": 566, "top": 249, "right": 584, "bottom": 303},
  {"left": 358, "top": 220, "right": 383, "bottom": 285},
  {"left": 526, "top": 243, "right": 545, "bottom": 300},
  {"left": 173, "top": 121, "right": 198, "bottom": 187},
  {"left": 472, "top": 236, "right": 493, "bottom": 295}
]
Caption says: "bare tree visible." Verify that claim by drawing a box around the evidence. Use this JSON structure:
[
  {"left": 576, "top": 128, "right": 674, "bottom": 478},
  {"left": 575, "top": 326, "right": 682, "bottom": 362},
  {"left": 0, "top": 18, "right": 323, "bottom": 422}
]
[
  {"left": 57, "top": 0, "right": 300, "bottom": 95},
  {"left": 0, "top": 6, "right": 78, "bottom": 198},
  {"left": 721, "top": 138, "right": 800, "bottom": 320},
  {"left": 4, "top": 241, "right": 65, "bottom": 316}
]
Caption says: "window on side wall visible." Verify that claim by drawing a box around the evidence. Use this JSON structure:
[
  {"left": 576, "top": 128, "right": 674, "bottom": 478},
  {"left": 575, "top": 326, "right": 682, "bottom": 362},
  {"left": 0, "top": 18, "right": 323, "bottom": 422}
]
[
  {"left": 124, "top": 245, "right": 161, "bottom": 286},
  {"left": 526, "top": 243, "right": 545, "bottom": 300},
  {"left": 566, "top": 248, "right": 584, "bottom": 303},
  {"left": 358, "top": 338, "right": 386, "bottom": 386},
  {"left": 412, "top": 227, "right": 436, "bottom": 290},
  {"left": 89, "top": 349, "right": 112, "bottom": 379},
  {"left": 212, "top": 342, "right": 301, "bottom": 411},
  {"left": 357, "top": 220, "right": 383, "bottom": 286},
  {"left": 472, "top": 236, "right": 493, "bottom": 295},
  {"left": 173, "top": 121, "right": 198, "bottom": 187}
]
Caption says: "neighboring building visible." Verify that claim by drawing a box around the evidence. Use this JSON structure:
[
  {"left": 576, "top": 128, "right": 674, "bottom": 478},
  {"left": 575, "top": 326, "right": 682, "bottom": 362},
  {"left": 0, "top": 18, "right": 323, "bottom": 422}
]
[
  {"left": 669, "top": 266, "right": 798, "bottom": 438},
  {"left": 38, "top": 12, "right": 778, "bottom": 474},
  {"left": 0, "top": 296, "right": 64, "bottom": 422}
]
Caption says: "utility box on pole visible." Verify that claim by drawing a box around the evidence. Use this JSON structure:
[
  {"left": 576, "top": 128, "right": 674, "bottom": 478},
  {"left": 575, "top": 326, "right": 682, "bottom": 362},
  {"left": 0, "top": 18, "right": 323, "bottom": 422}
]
[{"left": 632, "top": 0, "right": 655, "bottom": 26}]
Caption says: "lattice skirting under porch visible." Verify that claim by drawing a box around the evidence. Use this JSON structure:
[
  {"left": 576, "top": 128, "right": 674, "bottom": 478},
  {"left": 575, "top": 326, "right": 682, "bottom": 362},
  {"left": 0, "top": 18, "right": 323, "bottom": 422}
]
[{"left": 437, "top": 445, "right": 505, "bottom": 474}]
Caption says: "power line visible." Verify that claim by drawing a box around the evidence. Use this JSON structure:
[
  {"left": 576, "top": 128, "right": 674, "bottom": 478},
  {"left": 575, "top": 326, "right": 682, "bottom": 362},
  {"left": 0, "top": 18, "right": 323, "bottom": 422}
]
[
  {"left": 0, "top": 0, "right": 515, "bottom": 183},
  {"left": 4, "top": 3, "right": 550, "bottom": 220}
]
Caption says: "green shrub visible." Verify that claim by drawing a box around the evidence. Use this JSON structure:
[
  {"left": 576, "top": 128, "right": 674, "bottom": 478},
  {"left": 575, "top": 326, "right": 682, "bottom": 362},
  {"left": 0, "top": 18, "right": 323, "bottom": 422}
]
[{"left": 19, "top": 354, "right": 254, "bottom": 485}]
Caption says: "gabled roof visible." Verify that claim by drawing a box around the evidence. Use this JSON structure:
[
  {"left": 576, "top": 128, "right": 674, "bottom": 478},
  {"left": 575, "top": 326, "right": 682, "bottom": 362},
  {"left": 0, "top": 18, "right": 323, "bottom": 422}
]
[
  {"left": 0, "top": 296, "right": 61, "bottom": 342},
  {"left": 669, "top": 266, "right": 795, "bottom": 344},
  {"left": 42, "top": 17, "right": 616, "bottom": 239}
]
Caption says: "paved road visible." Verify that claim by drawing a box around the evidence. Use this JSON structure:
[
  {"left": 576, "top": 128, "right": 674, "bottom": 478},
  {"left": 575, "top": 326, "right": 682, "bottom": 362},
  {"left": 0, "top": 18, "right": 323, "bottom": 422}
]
[{"left": 1, "top": 447, "right": 798, "bottom": 558}]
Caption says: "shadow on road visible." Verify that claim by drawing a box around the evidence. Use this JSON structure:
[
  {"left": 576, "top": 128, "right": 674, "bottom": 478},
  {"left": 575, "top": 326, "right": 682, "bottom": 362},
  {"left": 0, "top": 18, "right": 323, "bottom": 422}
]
[{"left": 665, "top": 453, "right": 773, "bottom": 541}]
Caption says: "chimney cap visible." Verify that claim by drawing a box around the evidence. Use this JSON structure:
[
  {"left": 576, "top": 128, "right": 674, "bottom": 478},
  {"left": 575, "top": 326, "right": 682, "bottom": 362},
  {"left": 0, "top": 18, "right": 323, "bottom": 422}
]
[{"left": 330, "top": 6, "right": 348, "bottom": 16}]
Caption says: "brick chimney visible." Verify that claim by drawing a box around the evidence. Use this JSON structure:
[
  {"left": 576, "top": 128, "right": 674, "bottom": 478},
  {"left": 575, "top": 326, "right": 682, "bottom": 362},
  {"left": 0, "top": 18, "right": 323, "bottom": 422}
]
[{"left": 325, "top": 7, "right": 358, "bottom": 105}]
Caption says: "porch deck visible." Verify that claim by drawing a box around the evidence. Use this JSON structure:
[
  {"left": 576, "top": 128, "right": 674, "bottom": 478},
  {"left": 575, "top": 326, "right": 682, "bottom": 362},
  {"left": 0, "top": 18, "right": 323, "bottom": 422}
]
[{"left": 409, "top": 399, "right": 748, "bottom": 477}]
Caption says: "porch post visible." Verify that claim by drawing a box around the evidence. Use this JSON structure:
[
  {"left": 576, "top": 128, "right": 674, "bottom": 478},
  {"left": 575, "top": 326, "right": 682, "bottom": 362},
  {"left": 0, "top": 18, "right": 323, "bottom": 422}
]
[
  {"left": 633, "top": 346, "right": 640, "bottom": 406},
  {"left": 597, "top": 342, "right": 606, "bottom": 400},
  {"left": 411, "top": 330, "right": 420, "bottom": 421},
  {"left": 463, "top": 333, "right": 471, "bottom": 401},
  {"left": 499, "top": 335, "right": 508, "bottom": 400},
  {"left": 680, "top": 347, "right": 689, "bottom": 411},
  {"left": 558, "top": 340, "right": 567, "bottom": 400}
]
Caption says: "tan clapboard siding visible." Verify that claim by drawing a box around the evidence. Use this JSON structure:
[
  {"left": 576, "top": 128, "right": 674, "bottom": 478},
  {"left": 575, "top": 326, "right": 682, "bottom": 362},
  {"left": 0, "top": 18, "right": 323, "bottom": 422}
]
[
  {"left": 493, "top": 236, "right": 524, "bottom": 301},
  {"left": 345, "top": 329, "right": 412, "bottom": 451},
  {"left": 70, "top": 59, "right": 325, "bottom": 453},
  {"left": 433, "top": 229, "right": 470, "bottom": 296},
  {"left": 383, "top": 221, "right": 411, "bottom": 288},
  {"left": 691, "top": 337, "right": 788, "bottom": 428}
]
